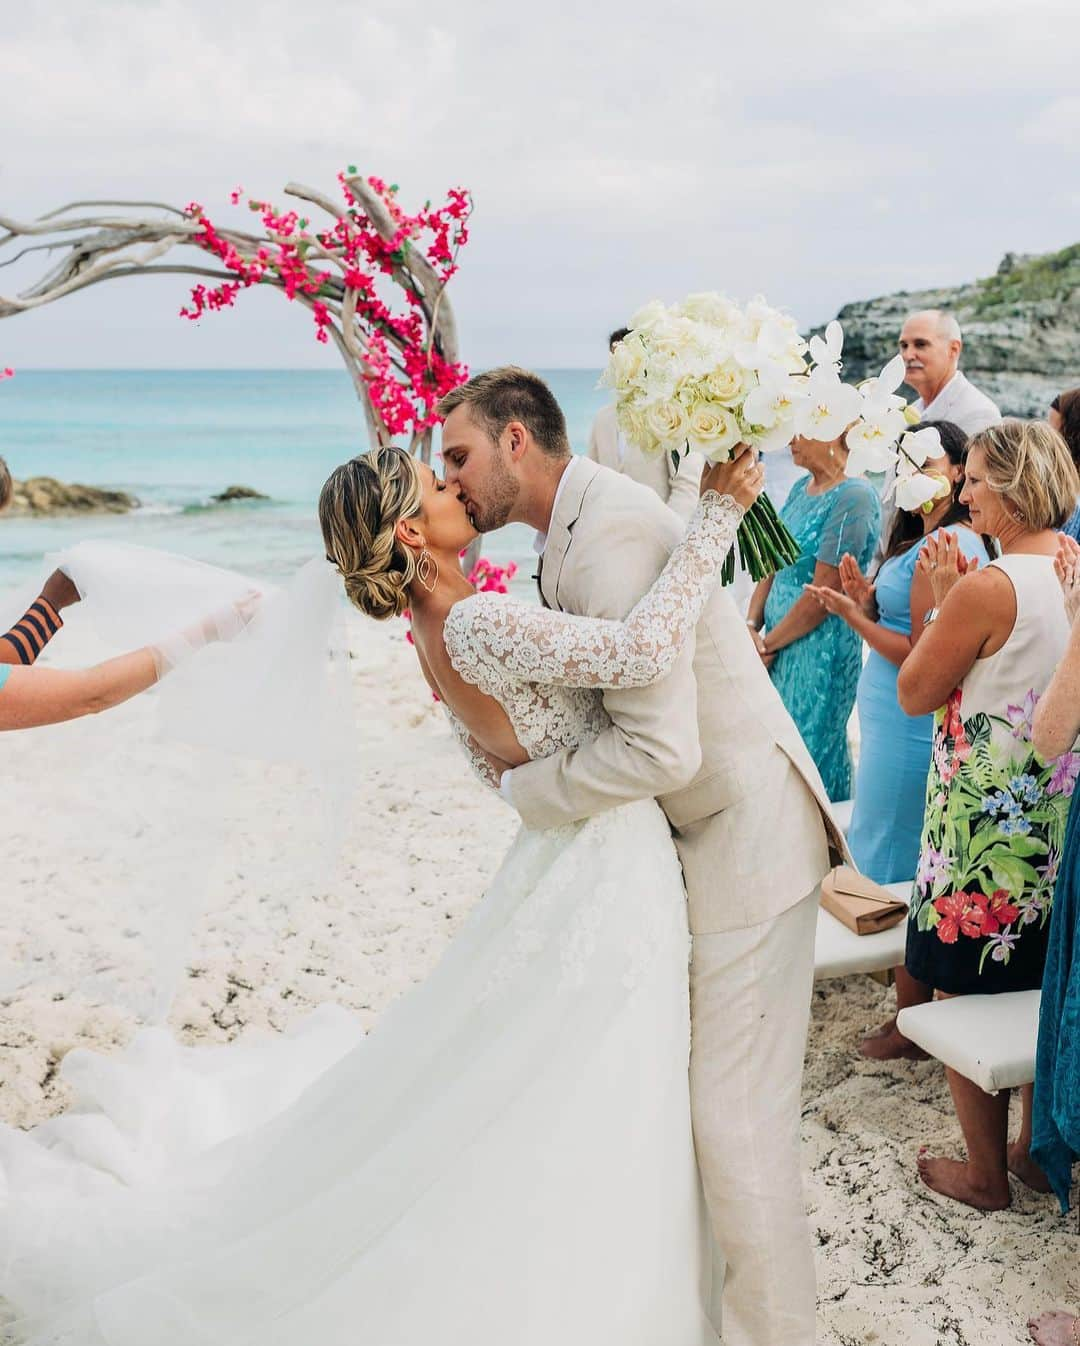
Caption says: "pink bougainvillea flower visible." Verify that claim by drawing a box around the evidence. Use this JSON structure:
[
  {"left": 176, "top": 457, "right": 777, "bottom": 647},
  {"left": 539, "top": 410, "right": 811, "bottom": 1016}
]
[{"left": 0, "top": 367, "right": 14, "bottom": 380}]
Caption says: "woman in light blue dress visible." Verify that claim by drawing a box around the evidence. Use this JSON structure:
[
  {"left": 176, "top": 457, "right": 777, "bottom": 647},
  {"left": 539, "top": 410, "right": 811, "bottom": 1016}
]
[
  {"left": 746, "top": 432, "right": 880, "bottom": 801},
  {"left": 809, "top": 422, "right": 990, "bottom": 881},
  {"left": 807, "top": 420, "right": 992, "bottom": 1061}
]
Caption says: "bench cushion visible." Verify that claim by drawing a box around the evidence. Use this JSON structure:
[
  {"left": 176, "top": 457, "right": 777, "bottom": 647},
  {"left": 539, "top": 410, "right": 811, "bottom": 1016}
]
[
  {"left": 814, "top": 882, "right": 910, "bottom": 980},
  {"left": 897, "top": 990, "right": 1041, "bottom": 1093}
]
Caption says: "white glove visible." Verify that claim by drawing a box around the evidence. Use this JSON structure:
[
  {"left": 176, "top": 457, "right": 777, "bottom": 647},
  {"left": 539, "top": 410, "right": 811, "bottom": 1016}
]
[{"left": 151, "top": 589, "right": 262, "bottom": 678}]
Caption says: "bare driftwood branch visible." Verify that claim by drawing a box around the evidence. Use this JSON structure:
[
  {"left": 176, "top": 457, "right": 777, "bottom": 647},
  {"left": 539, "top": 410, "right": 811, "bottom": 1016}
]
[{"left": 0, "top": 176, "right": 464, "bottom": 453}]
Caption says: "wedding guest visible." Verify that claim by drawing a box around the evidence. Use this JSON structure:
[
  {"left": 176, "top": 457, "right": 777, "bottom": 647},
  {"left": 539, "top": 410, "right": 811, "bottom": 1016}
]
[
  {"left": 1029, "top": 534, "right": 1080, "bottom": 1214},
  {"left": 807, "top": 422, "right": 991, "bottom": 881},
  {"left": 897, "top": 419, "right": 1079, "bottom": 1209},
  {"left": 0, "top": 454, "right": 82, "bottom": 663},
  {"left": 588, "top": 328, "right": 704, "bottom": 521},
  {"left": 746, "top": 430, "right": 880, "bottom": 799},
  {"left": 874, "top": 310, "right": 1002, "bottom": 552},
  {"left": 899, "top": 310, "right": 1001, "bottom": 434},
  {"left": 1049, "top": 389, "right": 1080, "bottom": 539}
]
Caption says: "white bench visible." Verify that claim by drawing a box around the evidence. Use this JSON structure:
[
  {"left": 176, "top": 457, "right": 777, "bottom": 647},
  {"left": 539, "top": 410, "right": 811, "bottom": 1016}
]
[
  {"left": 897, "top": 990, "right": 1041, "bottom": 1093},
  {"left": 814, "top": 881, "right": 911, "bottom": 981}
]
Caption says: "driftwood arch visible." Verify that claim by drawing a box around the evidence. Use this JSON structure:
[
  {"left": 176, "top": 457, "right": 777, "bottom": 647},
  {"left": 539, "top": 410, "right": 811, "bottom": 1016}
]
[{"left": 0, "top": 173, "right": 469, "bottom": 463}]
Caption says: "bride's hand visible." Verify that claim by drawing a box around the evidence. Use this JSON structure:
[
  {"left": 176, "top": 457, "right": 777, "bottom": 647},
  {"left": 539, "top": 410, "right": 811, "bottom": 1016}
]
[{"left": 700, "top": 446, "right": 765, "bottom": 510}]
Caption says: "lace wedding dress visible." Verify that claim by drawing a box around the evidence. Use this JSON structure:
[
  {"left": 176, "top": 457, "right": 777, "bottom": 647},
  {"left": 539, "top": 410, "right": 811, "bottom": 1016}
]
[{"left": 0, "top": 494, "right": 743, "bottom": 1346}]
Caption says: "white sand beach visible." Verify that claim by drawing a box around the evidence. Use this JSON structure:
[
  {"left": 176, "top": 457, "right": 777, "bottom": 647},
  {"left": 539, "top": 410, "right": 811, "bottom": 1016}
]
[{"left": 1, "top": 608, "right": 1075, "bottom": 1345}]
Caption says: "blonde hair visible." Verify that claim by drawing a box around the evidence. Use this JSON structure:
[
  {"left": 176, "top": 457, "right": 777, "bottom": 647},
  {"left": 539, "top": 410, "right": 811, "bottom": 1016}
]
[
  {"left": 968, "top": 419, "right": 1079, "bottom": 531},
  {"left": 318, "top": 446, "right": 424, "bottom": 620},
  {"left": 0, "top": 457, "right": 10, "bottom": 511}
]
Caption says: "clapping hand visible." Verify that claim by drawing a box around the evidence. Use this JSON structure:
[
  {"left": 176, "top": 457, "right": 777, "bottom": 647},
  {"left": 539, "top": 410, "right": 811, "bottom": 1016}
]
[
  {"left": 838, "top": 553, "right": 876, "bottom": 615},
  {"left": 917, "top": 529, "right": 979, "bottom": 606},
  {"left": 803, "top": 582, "right": 858, "bottom": 622},
  {"left": 1055, "top": 533, "right": 1080, "bottom": 625}
]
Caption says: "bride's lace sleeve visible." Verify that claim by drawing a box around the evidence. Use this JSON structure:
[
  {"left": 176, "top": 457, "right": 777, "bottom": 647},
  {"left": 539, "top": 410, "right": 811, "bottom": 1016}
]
[
  {"left": 443, "top": 706, "right": 500, "bottom": 791},
  {"left": 445, "top": 491, "right": 743, "bottom": 691}
]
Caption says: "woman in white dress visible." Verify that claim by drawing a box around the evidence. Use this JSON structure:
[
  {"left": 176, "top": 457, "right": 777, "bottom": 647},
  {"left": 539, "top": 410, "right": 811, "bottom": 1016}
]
[{"left": 0, "top": 445, "right": 763, "bottom": 1346}]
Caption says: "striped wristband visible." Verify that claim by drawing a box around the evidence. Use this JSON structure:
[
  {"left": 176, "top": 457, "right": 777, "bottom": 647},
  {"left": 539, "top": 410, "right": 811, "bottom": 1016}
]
[{"left": 1, "top": 596, "right": 63, "bottom": 665}]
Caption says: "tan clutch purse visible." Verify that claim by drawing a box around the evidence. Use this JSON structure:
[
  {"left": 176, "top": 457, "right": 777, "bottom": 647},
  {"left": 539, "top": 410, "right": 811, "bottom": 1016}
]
[{"left": 820, "top": 866, "right": 908, "bottom": 936}]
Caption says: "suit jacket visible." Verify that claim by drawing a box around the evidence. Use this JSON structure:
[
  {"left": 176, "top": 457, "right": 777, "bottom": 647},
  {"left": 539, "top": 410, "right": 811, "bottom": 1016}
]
[
  {"left": 510, "top": 457, "right": 848, "bottom": 935},
  {"left": 587, "top": 404, "right": 703, "bottom": 522}
]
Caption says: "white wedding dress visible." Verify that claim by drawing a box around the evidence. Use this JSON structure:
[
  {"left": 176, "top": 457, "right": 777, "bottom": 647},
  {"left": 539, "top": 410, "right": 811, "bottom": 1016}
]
[{"left": 0, "top": 493, "right": 743, "bottom": 1346}]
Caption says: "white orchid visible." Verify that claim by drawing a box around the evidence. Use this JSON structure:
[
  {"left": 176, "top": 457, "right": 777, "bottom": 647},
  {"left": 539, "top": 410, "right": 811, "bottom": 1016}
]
[
  {"left": 793, "top": 364, "right": 863, "bottom": 443},
  {"left": 886, "top": 427, "right": 952, "bottom": 513},
  {"left": 808, "top": 320, "right": 843, "bottom": 373}
]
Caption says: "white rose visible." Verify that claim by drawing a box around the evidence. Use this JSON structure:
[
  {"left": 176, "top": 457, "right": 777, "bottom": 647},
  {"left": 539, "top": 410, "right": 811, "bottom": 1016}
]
[
  {"left": 679, "top": 291, "right": 739, "bottom": 328},
  {"left": 628, "top": 299, "right": 668, "bottom": 333},
  {"left": 617, "top": 402, "right": 652, "bottom": 452},
  {"left": 609, "top": 334, "right": 647, "bottom": 391},
  {"left": 645, "top": 398, "right": 689, "bottom": 448},
  {"left": 687, "top": 402, "right": 742, "bottom": 460},
  {"left": 702, "top": 361, "right": 750, "bottom": 406}
]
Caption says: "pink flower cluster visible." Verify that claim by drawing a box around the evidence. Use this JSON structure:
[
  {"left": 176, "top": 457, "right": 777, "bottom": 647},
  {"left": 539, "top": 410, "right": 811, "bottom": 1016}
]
[
  {"left": 0, "top": 368, "right": 13, "bottom": 381},
  {"left": 180, "top": 172, "right": 472, "bottom": 436}
]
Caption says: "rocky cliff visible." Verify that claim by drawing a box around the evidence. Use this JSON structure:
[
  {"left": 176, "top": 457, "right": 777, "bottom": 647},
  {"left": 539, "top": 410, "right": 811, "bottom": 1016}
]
[{"left": 819, "top": 242, "right": 1080, "bottom": 416}]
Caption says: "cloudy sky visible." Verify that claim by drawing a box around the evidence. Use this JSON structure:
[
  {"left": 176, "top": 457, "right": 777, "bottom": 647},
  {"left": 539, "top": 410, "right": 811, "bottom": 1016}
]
[{"left": 4, "top": 0, "right": 1080, "bottom": 370}]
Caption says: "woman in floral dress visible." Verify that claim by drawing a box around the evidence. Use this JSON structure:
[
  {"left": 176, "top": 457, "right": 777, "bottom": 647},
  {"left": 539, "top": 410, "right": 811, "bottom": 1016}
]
[{"left": 897, "top": 419, "right": 1080, "bottom": 1210}]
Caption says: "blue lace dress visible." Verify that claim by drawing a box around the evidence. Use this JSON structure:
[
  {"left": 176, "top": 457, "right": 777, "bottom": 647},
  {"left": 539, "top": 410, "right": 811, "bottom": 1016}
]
[{"left": 765, "top": 475, "right": 881, "bottom": 801}]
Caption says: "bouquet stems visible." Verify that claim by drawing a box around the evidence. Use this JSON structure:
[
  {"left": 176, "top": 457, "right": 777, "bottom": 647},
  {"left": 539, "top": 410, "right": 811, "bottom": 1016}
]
[{"left": 720, "top": 491, "right": 801, "bottom": 586}]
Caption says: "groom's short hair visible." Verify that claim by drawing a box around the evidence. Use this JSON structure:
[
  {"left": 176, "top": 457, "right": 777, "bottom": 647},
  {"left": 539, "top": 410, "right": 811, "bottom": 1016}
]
[{"left": 437, "top": 367, "right": 571, "bottom": 459}]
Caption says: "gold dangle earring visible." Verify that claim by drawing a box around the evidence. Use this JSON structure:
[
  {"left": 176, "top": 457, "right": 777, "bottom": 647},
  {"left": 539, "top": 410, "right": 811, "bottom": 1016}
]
[{"left": 416, "top": 548, "right": 439, "bottom": 593}]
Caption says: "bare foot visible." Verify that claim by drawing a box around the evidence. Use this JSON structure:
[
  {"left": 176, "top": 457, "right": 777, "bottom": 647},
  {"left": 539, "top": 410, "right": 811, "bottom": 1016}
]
[
  {"left": 1009, "top": 1141, "right": 1053, "bottom": 1194},
  {"left": 858, "top": 1022, "right": 929, "bottom": 1061},
  {"left": 917, "top": 1150, "right": 1010, "bottom": 1210},
  {"left": 1028, "top": 1309, "right": 1080, "bottom": 1345}
]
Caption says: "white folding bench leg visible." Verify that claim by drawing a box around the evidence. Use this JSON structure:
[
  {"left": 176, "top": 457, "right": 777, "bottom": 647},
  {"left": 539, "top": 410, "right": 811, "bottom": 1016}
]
[{"left": 897, "top": 991, "right": 1041, "bottom": 1092}]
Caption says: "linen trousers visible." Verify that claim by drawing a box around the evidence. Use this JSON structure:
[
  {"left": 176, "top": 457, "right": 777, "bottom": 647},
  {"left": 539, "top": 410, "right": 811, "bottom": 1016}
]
[{"left": 689, "top": 887, "right": 818, "bottom": 1346}]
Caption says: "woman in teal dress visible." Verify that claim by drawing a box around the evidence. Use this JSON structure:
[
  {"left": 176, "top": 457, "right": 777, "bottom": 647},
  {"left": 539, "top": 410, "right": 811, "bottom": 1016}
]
[{"left": 746, "top": 431, "right": 880, "bottom": 801}]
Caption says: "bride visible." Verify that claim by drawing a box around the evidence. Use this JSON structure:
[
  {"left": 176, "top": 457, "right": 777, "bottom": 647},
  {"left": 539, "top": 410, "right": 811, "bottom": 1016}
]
[{"left": 0, "top": 444, "right": 763, "bottom": 1346}]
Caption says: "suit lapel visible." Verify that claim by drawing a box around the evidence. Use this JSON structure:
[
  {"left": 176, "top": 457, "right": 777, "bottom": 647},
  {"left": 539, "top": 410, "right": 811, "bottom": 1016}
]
[{"left": 540, "top": 457, "right": 601, "bottom": 612}]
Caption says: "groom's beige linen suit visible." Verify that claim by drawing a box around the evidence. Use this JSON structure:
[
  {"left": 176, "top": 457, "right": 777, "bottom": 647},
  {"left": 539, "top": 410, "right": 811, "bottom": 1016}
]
[{"left": 507, "top": 457, "right": 846, "bottom": 1346}]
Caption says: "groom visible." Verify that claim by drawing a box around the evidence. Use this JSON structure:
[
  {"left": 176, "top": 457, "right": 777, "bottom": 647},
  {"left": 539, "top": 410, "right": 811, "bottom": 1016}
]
[{"left": 439, "top": 368, "right": 845, "bottom": 1346}]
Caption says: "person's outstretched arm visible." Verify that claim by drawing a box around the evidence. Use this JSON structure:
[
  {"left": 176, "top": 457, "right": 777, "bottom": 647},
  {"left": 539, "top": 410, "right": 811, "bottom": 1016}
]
[
  {"left": 0, "top": 592, "right": 258, "bottom": 731},
  {"left": 1033, "top": 535, "right": 1080, "bottom": 760},
  {"left": 0, "top": 649, "right": 159, "bottom": 729},
  {"left": 0, "top": 571, "right": 81, "bottom": 666}
]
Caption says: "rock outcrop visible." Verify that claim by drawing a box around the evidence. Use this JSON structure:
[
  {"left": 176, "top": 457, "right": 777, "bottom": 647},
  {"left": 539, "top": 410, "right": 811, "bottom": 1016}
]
[
  {"left": 5, "top": 477, "right": 139, "bottom": 517},
  {"left": 212, "top": 485, "right": 269, "bottom": 503},
  {"left": 817, "top": 243, "right": 1080, "bottom": 416}
]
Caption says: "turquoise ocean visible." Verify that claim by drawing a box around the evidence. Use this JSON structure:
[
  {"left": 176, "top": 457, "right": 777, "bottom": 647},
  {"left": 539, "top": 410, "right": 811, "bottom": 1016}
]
[{"left": 0, "top": 370, "right": 801, "bottom": 595}]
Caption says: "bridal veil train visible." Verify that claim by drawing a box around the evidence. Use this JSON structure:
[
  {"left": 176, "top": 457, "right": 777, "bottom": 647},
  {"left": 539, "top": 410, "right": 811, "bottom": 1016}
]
[{"left": 0, "top": 542, "right": 716, "bottom": 1345}]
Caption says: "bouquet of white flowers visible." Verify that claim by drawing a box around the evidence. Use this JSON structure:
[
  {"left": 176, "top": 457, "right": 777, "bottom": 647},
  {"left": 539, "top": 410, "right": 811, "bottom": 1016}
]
[
  {"left": 603, "top": 292, "right": 810, "bottom": 582},
  {"left": 605, "top": 296, "right": 945, "bottom": 581}
]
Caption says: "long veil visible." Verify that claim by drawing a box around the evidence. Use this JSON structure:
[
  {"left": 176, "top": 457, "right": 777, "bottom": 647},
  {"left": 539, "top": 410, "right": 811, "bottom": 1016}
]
[{"left": 0, "top": 541, "right": 358, "bottom": 1024}]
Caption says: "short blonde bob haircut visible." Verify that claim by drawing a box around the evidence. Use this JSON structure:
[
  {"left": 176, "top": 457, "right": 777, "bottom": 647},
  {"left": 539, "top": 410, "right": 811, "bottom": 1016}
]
[{"left": 967, "top": 418, "right": 1079, "bottom": 532}]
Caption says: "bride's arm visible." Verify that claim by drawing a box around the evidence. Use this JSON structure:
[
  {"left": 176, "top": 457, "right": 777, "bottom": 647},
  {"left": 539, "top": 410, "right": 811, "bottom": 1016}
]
[{"left": 445, "top": 491, "right": 744, "bottom": 691}]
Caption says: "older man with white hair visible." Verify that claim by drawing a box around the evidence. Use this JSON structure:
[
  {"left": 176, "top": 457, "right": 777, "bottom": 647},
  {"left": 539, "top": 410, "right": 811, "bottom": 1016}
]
[{"left": 899, "top": 309, "right": 1000, "bottom": 434}]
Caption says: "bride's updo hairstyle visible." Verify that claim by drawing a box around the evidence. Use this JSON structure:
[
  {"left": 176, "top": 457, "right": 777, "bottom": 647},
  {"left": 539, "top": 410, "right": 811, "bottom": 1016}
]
[{"left": 319, "top": 445, "right": 424, "bottom": 620}]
